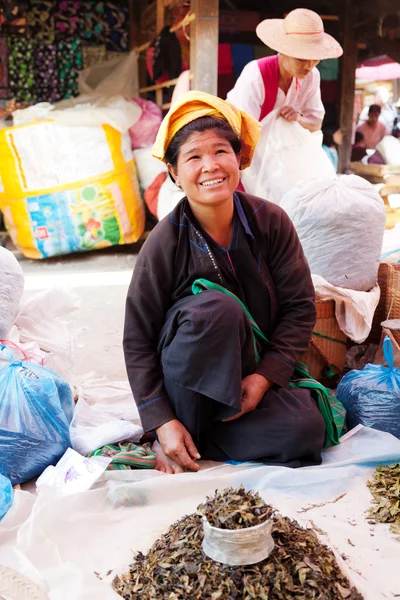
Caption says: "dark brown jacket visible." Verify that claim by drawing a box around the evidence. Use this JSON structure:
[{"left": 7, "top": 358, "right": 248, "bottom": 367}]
[{"left": 124, "top": 192, "right": 316, "bottom": 432}]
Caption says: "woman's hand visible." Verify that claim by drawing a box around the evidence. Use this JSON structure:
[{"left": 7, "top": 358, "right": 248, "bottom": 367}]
[
  {"left": 155, "top": 419, "right": 201, "bottom": 472},
  {"left": 223, "top": 373, "right": 272, "bottom": 422},
  {"left": 276, "top": 106, "right": 299, "bottom": 122}
]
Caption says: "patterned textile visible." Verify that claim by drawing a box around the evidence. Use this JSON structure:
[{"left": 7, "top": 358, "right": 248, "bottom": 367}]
[
  {"left": 56, "top": 38, "right": 83, "bottom": 98},
  {"left": 82, "top": 44, "right": 107, "bottom": 70},
  {"left": 87, "top": 442, "right": 156, "bottom": 470},
  {"left": 8, "top": 37, "right": 36, "bottom": 103},
  {"left": 54, "top": 0, "right": 80, "bottom": 38},
  {"left": 27, "top": 0, "right": 55, "bottom": 43},
  {"left": 0, "top": 36, "right": 10, "bottom": 99},
  {"left": 0, "top": 0, "right": 27, "bottom": 34},
  {"left": 104, "top": 1, "right": 129, "bottom": 51},
  {"left": 35, "top": 43, "right": 59, "bottom": 102}
]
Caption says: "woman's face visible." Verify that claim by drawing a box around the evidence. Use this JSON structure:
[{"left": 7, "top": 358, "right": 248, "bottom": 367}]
[
  {"left": 280, "top": 54, "right": 320, "bottom": 79},
  {"left": 168, "top": 129, "right": 241, "bottom": 211}
]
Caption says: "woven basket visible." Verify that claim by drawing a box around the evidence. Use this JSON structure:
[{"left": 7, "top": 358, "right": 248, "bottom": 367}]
[
  {"left": 302, "top": 297, "right": 347, "bottom": 384},
  {"left": 369, "top": 263, "right": 400, "bottom": 345}
]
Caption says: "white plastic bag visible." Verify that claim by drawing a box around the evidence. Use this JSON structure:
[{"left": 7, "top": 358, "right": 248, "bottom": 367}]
[
  {"left": 242, "top": 115, "right": 336, "bottom": 204},
  {"left": 0, "top": 248, "right": 24, "bottom": 338},
  {"left": 78, "top": 50, "right": 139, "bottom": 98},
  {"left": 312, "top": 275, "right": 381, "bottom": 343},
  {"left": 376, "top": 135, "right": 400, "bottom": 166},
  {"left": 381, "top": 223, "right": 400, "bottom": 263},
  {"left": 133, "top": 147, "right": 167, "bottom": 191},
  {"left": 281, "top": 174, "right": 386, "bottom": 291},
  {"left": 157, "top": 176, "right": 186, "bottom": 221},
  {"left": 70, "top": 374, "right": 143, "bottom": 454}
]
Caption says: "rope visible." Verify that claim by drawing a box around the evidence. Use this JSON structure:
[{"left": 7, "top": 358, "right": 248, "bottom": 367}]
[{"left": 0, "top": 566, "right": 49, "bottom": 600}]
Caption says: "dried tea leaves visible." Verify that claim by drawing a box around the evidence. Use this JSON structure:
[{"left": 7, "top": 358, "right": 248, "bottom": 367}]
[
  {"left": 113, "top": 487, "right": 363, "bottom": 599},
  {"left": 197, "top": 485, "right": 273, "bottom": 530},
  {"left": 367, "top": 462, "right": 400, "bottom": 540}
]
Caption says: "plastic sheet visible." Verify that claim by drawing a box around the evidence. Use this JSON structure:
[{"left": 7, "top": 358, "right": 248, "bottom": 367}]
[
  {"left": 129, "top": 99, "right": 162, "bottom": 150},
  {"left": 0, "top": 247, "right": 24, "bottom": 338},
  {"left": 1, "top": 427, "right": 400, "bottom": 599},
  {"left": 337, "top": 336, "right": 400, "bottom": 438},
  {"left": 0, "top": 350, "right": 74, "bottom": 485},
  {"left": 0, "top": 473, "right": 13, "bottom": 520}
]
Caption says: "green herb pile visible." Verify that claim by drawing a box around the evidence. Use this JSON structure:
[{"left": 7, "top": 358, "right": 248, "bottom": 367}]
[
  {"left": 367, "top": 462, "right": 400, "bottom": 540},
  {"left": 197, "top": 486, "right": 273, "bottom": 529},
  {"left": 113, "top": 487, "right": 363, "bottom": 600}
]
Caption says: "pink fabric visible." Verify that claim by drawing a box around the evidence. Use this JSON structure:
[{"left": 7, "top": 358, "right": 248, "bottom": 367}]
[
  {"left": 257, "top": 55, "right": 280, "bottom": 121},
  {"left": 218, "top": 44, "right": 233, "bottom": 75}
]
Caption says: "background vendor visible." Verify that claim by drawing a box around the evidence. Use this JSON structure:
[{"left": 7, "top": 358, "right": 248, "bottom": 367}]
[{"left": 227, "top": 8, "right": 343, "bottom": 197}]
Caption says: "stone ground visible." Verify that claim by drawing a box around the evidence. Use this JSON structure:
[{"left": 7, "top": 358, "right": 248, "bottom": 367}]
[{"left": 19, "top": 246, "right": 140, "bottom": 381}]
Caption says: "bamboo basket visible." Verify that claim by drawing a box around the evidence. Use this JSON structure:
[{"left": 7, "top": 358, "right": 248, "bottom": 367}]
[
  {"left": 369, "top": 263, "right": 400, "bottom": 345},
  {"left": 302, "top": 297, "right": 347, "bottom": 384}
]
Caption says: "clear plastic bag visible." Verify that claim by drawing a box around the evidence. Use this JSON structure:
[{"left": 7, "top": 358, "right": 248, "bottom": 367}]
[
  {"left": 0, "top": 347, "right": 74, "bottom": 485},
  {"left": 337, "top": 336, "right": 400, "bottom": 438},
  {"left": 0, "top": 248, "right": 24, "bottom": 338},
  {"left": 0, "top": 473, "right": 13, "bottom": 520},
  {"left": 78, "top": 50, "right": 139, "bottom": 98},
  {"left": 129, "top": 99, "right": 162, "bottom": 150}
]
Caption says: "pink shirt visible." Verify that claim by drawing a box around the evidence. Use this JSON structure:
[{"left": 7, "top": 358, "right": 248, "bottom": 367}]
[{"left": 357, "top": 121, "right": 386, "bottom": 149}]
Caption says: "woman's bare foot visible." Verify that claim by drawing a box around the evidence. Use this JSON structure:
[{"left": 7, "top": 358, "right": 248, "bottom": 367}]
[{"left": 153, "top": 440, "right": 185, "bottom": 474}]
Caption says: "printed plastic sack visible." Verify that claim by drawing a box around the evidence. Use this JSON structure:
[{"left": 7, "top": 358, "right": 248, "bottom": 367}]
[
  {"left": 0, "top": 473, "right": 13, "bottom": 520},
  {"left": 0, "top": 117, "right": 144, "bottom": 259},
  {"left": 0, "top": 348, "right": 74, "bottom": 485},
  {"left": 242, "top": 115, "right": 336, "bottom": 203},
  {"left": 281, "top": 174, "right": 386, "bottom": 291},
  {"left": 0, "top": 247, "right": 24, "bottom": 338},
  {"left": 337, "top": 336, "right": 400, "bottom": 438},
  {"left": 129, "top": 99, "right": 162, "bottom": 150}
]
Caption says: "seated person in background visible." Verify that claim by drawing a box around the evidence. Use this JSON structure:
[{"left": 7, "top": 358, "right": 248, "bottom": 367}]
[
  {"left": 356, "top": 104, "right": 386, "bottom": 149},
  {"left": 351, "top": 131, "right": 367, "bottom": 162},
  {"left": 123, "top": 91, "right": 337, "bottom": 475},
  {"left": 322, "top": 127, "right": 341, "bottom": 171}
]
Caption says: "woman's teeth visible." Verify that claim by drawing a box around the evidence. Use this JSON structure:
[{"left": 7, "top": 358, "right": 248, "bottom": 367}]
[{"left": 200, "top": 178, "right": 224, "bottom": 187}]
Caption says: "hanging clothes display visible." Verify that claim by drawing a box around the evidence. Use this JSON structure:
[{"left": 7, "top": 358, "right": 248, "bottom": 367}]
[
  {"left": 54, "top": 0, "right": 80, "bottom": 38},
  {"left": 82, "top": 44, "right": 107, "bottom": 70},
  {"left": 78, "top": 1, "right": 108, "bottom": 46},
  {"left": 56, "top": 38, "right": 83, "bottom": 99},
  {"left": 7, "top": 37, "right": 36, "bottom": 103},
  {"left": 0, "top": 0, "right": 27, "bottom": 35},
  {"left": 35, "top": 43, "right": 59, "bottom": 103},
  {"left": 104, "top": 1, "right": 129, "bottom": 52},
  {"left": 27, "top": 0, "right": 55, "bottom": 43},
  {"left": 0, "top": 36, "right": 11, "bottom": 99},
  {"left": 153, "top": 26, "right": 182, "bottom": 81}
]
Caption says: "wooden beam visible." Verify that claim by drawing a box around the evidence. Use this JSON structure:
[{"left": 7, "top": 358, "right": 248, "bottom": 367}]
[
  {"left": 338, "top": 0, "right": 358, "bottom": 174},
  {"left": 190, "top": 0, "right": 219, "bottom": 95},
  {"left": 360, "top": 0, "right": 396, "bottom": 18},
  {"left": 156, "top": 0, "right": 165, "bottom": 106}
]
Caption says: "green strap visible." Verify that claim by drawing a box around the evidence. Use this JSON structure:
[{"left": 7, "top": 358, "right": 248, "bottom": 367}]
[
  {"left": 192, "top": 278, "right": 345, "bottom": 447},
  {"left": 313, "top": 331, "right": 347, "bottom": 346}
]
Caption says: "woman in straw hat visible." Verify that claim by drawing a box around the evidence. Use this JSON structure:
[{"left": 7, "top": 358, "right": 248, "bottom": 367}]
[
  {"left": 124, "top": 91, "right": 343, "bottom": 475},
  {"left": 227, "top": 8, "right": 343, "bottom": 196}
]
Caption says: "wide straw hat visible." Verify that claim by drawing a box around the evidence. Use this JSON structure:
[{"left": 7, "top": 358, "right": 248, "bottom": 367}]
[{"left": 256, "top": 8, "right": 343, "bottom": 61}]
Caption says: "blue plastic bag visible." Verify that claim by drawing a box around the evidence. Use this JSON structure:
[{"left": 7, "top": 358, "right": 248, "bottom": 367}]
[
  {"left": 0, "top": 473, "right": 13, "bottom": 520},
  {"left": 337, "top": 336, "right": 400, "bottom": 438},
  {"left": 0, "top": 348, "right": 74, "bottom": 485}
]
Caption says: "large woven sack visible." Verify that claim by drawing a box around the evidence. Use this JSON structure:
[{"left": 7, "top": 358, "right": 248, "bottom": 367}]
[{"left": 281, "top": 174, "right": 386, "bottom": 291}]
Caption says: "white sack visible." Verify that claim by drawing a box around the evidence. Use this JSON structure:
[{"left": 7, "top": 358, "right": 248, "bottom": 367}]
[
  {"left": 376, "top": 135, "right": 400, "bottom": 165},
  {"left": 13, "top": 96, "right": 142, "bottom": 134},
  {"left": 157, "top": 176, "right": 186, "bottom": 221},
  {"left": 281, "top": 174, "right": 386, "bottom": 291},
  {"left": 133, "top": 147, "right": 167, "bottom": 191},
  {"left": 312, "top": 275, "right": 381, "bottom": 343},
  {"left": 242, "top": 114, "right": 336, "bottom": 204},
  {"left": 0, "top": 248, "right": 24, "bottom": 338}
]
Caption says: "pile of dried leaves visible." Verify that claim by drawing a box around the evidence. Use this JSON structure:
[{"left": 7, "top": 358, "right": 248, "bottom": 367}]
[
  {"left": 367, "top": 462, "right": 400, "bottom": 540},
  {"left": 197, "top": 486, "right": 273, "bottom": 529},
  {"left": 113, "top": 487, "right": 363, "bottom": 599}
]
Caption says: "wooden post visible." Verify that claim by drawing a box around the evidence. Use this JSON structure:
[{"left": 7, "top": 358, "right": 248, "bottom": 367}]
[
  {"left": 155, "top": 0, "right": 165, "bottom": 107},
  {"left": 129, "top": 0, "right": 147, "bottom": 91},
  {"left": 338, "top": 0, "right": 358, "bottom": 173},
  {"left": 190, "top": 0, "right": 219, "bottom": 94}
]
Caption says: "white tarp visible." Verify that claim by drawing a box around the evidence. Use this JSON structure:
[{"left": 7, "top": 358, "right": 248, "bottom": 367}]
[{"left": 1, "top": 426, "right": 400, "bottom": 599}]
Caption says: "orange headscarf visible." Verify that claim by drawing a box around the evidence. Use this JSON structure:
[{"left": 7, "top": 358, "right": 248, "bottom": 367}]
[{"left": 152, "top": 91, "right": 261, "bottom": 170}]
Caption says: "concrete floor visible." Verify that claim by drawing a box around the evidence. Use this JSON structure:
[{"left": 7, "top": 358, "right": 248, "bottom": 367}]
[{"left": 19, "top": 248, "right": 139, "bottom": 381}]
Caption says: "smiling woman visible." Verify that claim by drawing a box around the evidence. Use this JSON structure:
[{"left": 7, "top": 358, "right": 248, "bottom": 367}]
[{"left": 123, "top": 91, "right": 342, "bottom": 475}]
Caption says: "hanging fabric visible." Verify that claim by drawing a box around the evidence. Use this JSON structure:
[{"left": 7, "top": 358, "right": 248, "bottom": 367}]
[
  {"left": 35, "top": 42, "right": 59, "bottom": 103},
  {"left": 0, "top": 36, "right": 11, "bottom": 99},
  {"left": 8, "top": 37, "right": 36, "bottom": 103},
  {"left": 56, "top": 38, "right": 83, "bottom": 99}
]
